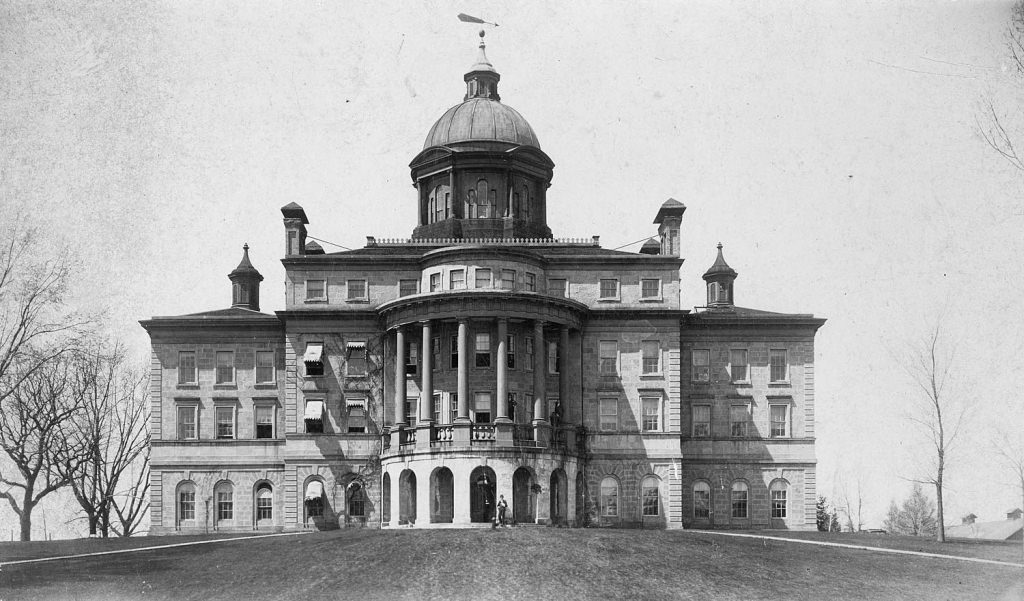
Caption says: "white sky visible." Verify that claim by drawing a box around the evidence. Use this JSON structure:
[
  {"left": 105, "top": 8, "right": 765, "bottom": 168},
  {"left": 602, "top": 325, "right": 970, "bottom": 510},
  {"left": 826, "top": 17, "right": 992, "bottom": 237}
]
[{"left": 2, "top": 1, "right": 1023, "bottom": 535}]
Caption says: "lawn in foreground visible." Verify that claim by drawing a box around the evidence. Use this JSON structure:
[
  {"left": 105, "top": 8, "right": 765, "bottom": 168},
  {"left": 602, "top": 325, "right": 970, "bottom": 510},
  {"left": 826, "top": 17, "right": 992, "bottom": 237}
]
[{"left": 2, "top": 528, "right": 1021, "bottom": 601}]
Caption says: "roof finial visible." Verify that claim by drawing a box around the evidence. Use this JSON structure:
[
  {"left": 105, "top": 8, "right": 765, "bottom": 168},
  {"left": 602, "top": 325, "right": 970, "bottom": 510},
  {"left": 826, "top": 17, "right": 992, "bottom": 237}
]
[
  {"left": 717, "top": 242, "right": 723, "bottom": 250},
  {"left": 243, "top": 242, "right": 250, "bottom": 253}
]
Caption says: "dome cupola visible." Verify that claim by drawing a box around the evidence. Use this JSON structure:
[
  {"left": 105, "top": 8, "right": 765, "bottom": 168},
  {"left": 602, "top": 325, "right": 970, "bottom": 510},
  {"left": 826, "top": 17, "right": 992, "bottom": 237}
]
[{"left": 410, "top": 32, "right": 555, "bottom": 241}]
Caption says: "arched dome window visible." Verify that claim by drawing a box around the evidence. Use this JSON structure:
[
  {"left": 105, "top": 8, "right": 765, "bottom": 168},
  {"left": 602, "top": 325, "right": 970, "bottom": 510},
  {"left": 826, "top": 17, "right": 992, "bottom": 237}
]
[{"left": 476, "top": 179, "right": 491, "bottom": 218}]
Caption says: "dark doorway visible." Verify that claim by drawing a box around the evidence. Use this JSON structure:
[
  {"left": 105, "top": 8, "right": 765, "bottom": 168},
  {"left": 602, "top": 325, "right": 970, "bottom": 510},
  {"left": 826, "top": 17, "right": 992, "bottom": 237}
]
[
  {"left": 399, "top": 470, "right": 417, "bottom": 525},
  {"left": 513, "top": 467, "right": 535, "bottom": 524},
  {"left": 431, "top": 467, "right": 454, "bottom": 523},
  {"left": 550, "top": 469, "right": 567, "bottom": 525},
  {"left": 382, "top": 473, "right": 391, "bottom": 525},
  {"left": 470, "top": 466, "right": 496, "bottom": 523}
]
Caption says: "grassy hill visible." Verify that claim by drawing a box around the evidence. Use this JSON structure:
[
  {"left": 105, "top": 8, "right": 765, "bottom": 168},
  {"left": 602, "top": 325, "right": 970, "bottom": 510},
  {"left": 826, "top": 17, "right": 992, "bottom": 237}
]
[{"left": 1, "top": 528, "right": 1021, "bottom": 601}]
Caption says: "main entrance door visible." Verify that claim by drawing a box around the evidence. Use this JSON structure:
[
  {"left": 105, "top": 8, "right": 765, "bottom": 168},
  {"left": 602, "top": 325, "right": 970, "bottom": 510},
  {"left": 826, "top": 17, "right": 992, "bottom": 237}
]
[
  {"left": 470, "top": 466, "right": 496, "bottom": 523},
  {"left": 513, "top": 467, "right": 534, "bottom": 524}
]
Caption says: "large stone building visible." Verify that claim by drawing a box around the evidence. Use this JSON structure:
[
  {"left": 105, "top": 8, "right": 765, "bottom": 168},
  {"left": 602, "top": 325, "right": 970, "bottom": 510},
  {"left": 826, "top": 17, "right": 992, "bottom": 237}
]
[{"left": 141, "top": 35, "right": 824, "bottom": 534}]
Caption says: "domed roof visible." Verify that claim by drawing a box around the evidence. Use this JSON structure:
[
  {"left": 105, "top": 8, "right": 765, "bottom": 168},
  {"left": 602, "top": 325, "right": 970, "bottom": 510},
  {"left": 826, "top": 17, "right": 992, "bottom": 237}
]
[{"left": 423, "top": 98, "right": 540, "bottom": 150}]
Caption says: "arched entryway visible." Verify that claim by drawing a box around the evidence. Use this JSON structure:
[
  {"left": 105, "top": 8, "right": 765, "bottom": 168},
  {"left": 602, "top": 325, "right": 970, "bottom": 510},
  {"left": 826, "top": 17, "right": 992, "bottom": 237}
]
[
  {"left": 550, "top": 469, "right": 568, "bottom": 525},
  {"left": 575, "top": 471, "right": 585, "bottom": 525},
  {"left": 470, "top": 466, "right": 496, "bottom": 523},
  {"left": 430, "top": 467, "right": 454, "bottom": 523},
  {"left": 512, "top": 467, "right": 535, "bottom": 524},
  {"left": 399, "top": 469, "right": 417, "bottom": 525}
]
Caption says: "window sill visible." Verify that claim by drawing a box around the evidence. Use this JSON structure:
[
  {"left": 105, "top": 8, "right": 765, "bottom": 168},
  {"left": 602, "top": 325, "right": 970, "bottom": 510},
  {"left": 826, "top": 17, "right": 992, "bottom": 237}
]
[
  {"left": 639, "top": 372, "right": 664, "bottom": 379},
  {"left": 597, "top": 298, "right": 621, "bottom": 303},
  {"left": 768, "top": 382, "right": 791, "bottom": 387},
  {"left": 254, "top": 383, "right": 278, "bottom": 389},
  {"left": 730, "top": 381, "right": 752, "bottom": 387},
  {"left": 214, "top": 384, "right": 237, "bottom": 390},
  {"left": 304, "top": 299, "right": 328, "bottom": 304},
  {"left": 176, "top": 384, "right": 199, "bottom": 390},
  {"left": 639, "top": 298, "right": 663, "bottom": 303},
  {"left": 345, "top": 299, "right": 369, "bottom": 304}
]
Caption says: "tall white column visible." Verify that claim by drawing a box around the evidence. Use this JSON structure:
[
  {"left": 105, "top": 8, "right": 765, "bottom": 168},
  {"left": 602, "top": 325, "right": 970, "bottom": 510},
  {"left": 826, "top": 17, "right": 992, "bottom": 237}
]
[
  {"left": 394, "top": 328, "right": 406, "bottom": 426},
  {"left": 419, "top": 321, "right": 433, "bottom": 423}
]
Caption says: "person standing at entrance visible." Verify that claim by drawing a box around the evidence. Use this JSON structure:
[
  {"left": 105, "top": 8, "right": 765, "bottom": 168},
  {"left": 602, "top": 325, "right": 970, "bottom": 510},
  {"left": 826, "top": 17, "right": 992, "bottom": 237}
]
[{"left": 496, "top": 495, "right": 508, "bottom": 527}]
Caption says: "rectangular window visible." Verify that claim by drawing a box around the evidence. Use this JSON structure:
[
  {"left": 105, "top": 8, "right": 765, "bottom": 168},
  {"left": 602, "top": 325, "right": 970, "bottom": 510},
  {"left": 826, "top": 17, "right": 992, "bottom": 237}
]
[
  {"left": 346, "top": 343, "right": 367, "bottom": 376},
  {"left": 641, "top": 396, "right": 661, "bottom": 432},
  {"left": 474, "top": 392, "right": 491, "bottom": 423},
  {"left": 770, "top": 349, "right": 788, "bottom": 382},
  {"left": 599, "top": 397, "right": 618, "bottom": 432},
  {"left": 429, "top": 272, "right": 441, "bottom": 292},
  {"left": 177, "top": 406, "right": 197, "bottom": 440},
  {"left": 642, "top": 482, "right": 659, "bottom": 516},
  {"left": 524, "top": 272, "right": 536, "bottom": 292},
  {"left": 475, "top": 268, "right": 492, "bottom": 289},
  {"left": 772, "top": 489, "right": 788, "bottom": 518},
  {"left": 548, "top": 341, "right": 559, "bottom": 374},
  {"left": 346, "top": 279, "right": 367, "bottom": 301},
  {"left": 641, "top": 341, "right": 660, "bottom": 375},
  {"left": 599, "top": 341, "right": 617, "bottom": 375},
  {"left": 255, "top": 351, "right": 275, "bottom": 384},
  {"left": 405, "top": 397, "right": 417, "bottom": 424},
  {"left": 547, "top": 278, "right": 567, "bottom": 297},
  {"left": 449, "top": 336, "right": 458, "bottom": 369},
  {"left": 475, "top": 333, "right": 491, "bottom": 367},
  {"left": 601, "top": 480, "right": 618, "bottom": 516},
  {"left": 179, "top": 491, "right": 196, "bottom": 521},
  {"left": 256, "top": 494, "right": 273, "bottom": 521},
  {"left": 431, "top": 337, "right": 440, "bottom": 371},
  {"left": 305, "top": 279, "right": 326, "bottom": 301},
  {"left": 732, "top": 487, "right": 748, "bottom": 519},
  {"left": 691, "top": 349, "right": 710, "bottom": 382},
  {"left": 506, "top": 335, "right": 516, "bottom": 369},
  {"left": 215, "top": 351, "right": 234, "bottom": 384},
  {"left": 399, "top": 279, "right": 419, "bottom": 297},
  {"left": 305, "top": 400, "right": 324, "bottom": 434},
  {"left": 255, "top": 406, "right": 274, "bottom": 439},
  {"left": 640, "top": 278, "right": 661, "bottom": 299},
  {"left": 216, "top": 491, "right": 233, "bottom": 521},
  {"left": 405, "top": 342, "right": 419, "bottom": 376},
  {"left": 770, "top": 404, "right": 789, "bottom": 438},
  {"left": 525, "top": 337, "right": 534, "bottom": 372},
  {"left": 500, "top": 269, "right": 516, "bottom": 290},
  {"left": 730, "top": 405, "right": 748, "bottom": 438},
  {"left": 692, "top": 405, "right": 710, "bottom": 437},
  {"left": 730, "top": 349, "right": 748, "bottom": 382},
  {"left": 304, "top": 342, "right": 324, "bottom": 377},
  {"left": 216, "top": 406, "right": 234, "bottom": 439},
  {"left": 177, "top": 351, "right": 196, "bottom": 385},
  {"left": 599, "top": 279, "right": 619, "bottom": 299},
  {"left": 348, "top": 402, "right": 366, "bottom": 433},
  {"left": 450, "top": 393, "right": 458, "bottom": 423},
  {"left": 432, "top": 393, "right": 441, "bottom": 425},
  {"left": 694, "top": 487, "right": 710, "bottom": 519},
  {"left": 450, "top": 269, "right": 466, "bottom": 290}
]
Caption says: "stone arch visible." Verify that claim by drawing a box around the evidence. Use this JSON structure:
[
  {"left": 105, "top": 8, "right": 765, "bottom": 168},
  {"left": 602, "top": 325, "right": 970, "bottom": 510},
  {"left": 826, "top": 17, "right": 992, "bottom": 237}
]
[
  {"left": 253, "top": 480, "right": 275, "bottom": 529},
  {"left": 512, "top": 466, "right": 536, "bottom": 524},
  {"left": 301, "top": 475, "right": 328, "bottom": 528},
  {"left": 549, "top": 469, "right": 568, "bottom": 526},
  {"left": 175, "top": 480, "right": 197, "bottom": 529},
  {"left": 430, "top": 466, "right": 454, "bottom": 523},
  {"left": 212, "top": 480, "right": 234, "bottom": 529},
  {"left": 470, "top": 466, "right": 496, "bottom": 523},
  {"left": 399, "top": 469, "right": 417, "bottom": 525}
]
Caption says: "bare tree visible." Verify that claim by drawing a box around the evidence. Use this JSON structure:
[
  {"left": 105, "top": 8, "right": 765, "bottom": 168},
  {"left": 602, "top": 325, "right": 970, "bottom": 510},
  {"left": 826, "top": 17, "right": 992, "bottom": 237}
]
[
  {"left": 978, "top": 1, "right": 1024, "bottom": 172},
  {"left": 902, "top": 323, "right": 969, "bottom": 543},
  {"left": 66, "top": 341, "right": 151, "bottom": 537},
  {"left": 992, "top": 428, "right": 1024, "bottom": 563},
  {"left": 834, "top": 466, "right": 865, "bottom": 532},
  {"left": 0, "top": 355, "right": 87, "bottom": 541}
]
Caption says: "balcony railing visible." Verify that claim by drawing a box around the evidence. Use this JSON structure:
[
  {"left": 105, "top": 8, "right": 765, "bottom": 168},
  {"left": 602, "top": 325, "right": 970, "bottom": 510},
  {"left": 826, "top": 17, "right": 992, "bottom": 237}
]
[
  {"left": 471, "top": 424, "right": 495, "bottom": 442},
  {"left": 432, "top": 425, "right": 453, "bottom": 445},
  {"left": 513, "top": 424, "right": 539, "bottom": 448},
  {"left": 385, "top": 423, "right": 585, "bottom": 454}
]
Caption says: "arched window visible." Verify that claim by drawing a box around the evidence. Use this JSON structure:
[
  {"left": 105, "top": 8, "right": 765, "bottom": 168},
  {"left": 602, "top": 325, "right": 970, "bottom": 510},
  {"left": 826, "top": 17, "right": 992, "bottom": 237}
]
[
  {"left": 521, "top": 184, "right": 531, "bottom": 220},
  {"left": 176, "top": 481, "right": 196, "bottom": 526},
  {"left": 641, "top": 476, "right": 660, "bottom": 517},
  {"left": 214, "top": 481, "right": 233, "bottom": 525},
  {"left": 770, "top": 480, "right": 789, "bottom": 519},
  {"left": 382, "top": 473, "right": 391, "bottom": 524},
  {"left": 600, "top": 477, "right": 619, "bottom": 517},
  {"left": 348, "top": 480, "right": 366, "bottom": 517},
  {"left": 466, "top": 189, "right": 477, "bottom": 219},
  {"left": 693, "top": 481, "right": 711, "bottom": 519},
  {"left": 256, "top": 483, "right": 273, "bottom": 523},
  {"left": 304, "top": 479, "right": 325, "bottom": 521},
  {"left": 731, "top": 481, "right": 748, "bottom": 519}
]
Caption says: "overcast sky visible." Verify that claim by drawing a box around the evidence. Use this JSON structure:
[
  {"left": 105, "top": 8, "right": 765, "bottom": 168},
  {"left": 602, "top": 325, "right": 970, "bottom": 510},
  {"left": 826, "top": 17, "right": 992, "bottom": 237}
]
[{"left": 3, "top": 1, "right": 1023, "bottom": 535}]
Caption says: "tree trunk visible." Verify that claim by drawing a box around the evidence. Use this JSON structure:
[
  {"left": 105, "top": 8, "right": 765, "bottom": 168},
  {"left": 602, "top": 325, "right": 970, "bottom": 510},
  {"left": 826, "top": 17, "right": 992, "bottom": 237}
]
[
  {"left": 20, "top": 502, "right": 33, "bottom": 542},
  {"left": 935, "top": 474, "right": 945, "bottom": 542},
  {"left": 87, "top": 513, "right": 98, "bottom": 536}
]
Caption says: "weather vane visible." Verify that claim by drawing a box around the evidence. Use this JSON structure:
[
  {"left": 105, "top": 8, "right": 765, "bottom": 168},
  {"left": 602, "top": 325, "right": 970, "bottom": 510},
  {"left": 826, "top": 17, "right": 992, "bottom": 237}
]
[{"left": 458, "top": 13, "right": 498, "bottom": 27}]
